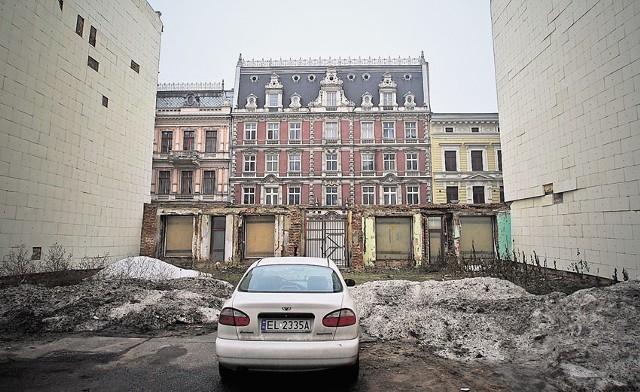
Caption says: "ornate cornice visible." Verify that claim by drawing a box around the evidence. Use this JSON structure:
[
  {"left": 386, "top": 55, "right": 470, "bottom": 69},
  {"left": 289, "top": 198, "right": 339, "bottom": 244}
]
[{"left": 240, "top": 56, "right": 423, "bottom": 68}]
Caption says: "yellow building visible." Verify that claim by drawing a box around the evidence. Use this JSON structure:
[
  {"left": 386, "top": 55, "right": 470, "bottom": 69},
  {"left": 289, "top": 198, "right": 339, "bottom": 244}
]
[{"left": 430, "top": 113, "right": 503, "bottom": 204}]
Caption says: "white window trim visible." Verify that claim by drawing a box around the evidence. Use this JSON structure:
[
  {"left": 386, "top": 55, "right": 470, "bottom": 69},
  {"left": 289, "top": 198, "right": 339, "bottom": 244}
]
[
  {"left": 467, "top": 146, "right": 488, "bottom": 172},
  {"left": 442, "top": 146, "right": 460, "bottom": 172},
  {"left": 324, "top": 185, "right": 340, "bottom": 206},
  {"left": 263, "top": 186, "right": 280, "bottom": 205},
  {"left": 362, "top": 185, "right": 375, "bottom": 204},
  {"left": 266, "top": 153, "right": 279, "bottom": 173},
  {"left": 406, "top": 185, "right": 420, "bottom": 204}
]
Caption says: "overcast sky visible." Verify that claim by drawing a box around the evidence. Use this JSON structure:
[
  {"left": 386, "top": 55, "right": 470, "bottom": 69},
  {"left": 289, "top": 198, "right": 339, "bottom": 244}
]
[{"left": 147, "top": 0, "right": 498, "bottom": 113}]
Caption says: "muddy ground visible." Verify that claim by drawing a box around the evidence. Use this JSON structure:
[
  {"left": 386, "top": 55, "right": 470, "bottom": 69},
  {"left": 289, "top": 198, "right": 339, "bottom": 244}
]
[{"left": 0, "top": 259, "right": 638, "bottom": 391}]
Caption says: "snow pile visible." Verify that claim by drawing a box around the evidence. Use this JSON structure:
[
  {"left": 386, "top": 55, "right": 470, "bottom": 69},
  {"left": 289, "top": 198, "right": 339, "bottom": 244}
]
[
  {"left": 93, "top": 256, "right": 210, "bottom": 280},
  {"left": 352, "top": 277, "right": 640, "bottom": 391},
  {"left": 0, "top": 277, "right": 234, "bottom": 335}
]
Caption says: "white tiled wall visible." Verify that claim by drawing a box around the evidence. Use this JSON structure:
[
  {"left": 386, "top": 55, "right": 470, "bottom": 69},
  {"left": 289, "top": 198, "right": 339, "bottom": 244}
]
[
  {"left": 0, "top": 0, "right": 162, "bottom": 264},
  {"left": 492, "top": 0, "right": 640, "bottom": 279}
]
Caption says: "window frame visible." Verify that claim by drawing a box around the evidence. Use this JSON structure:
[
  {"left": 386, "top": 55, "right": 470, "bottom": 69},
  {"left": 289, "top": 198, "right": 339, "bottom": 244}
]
[
  {"left": 382, "top": 121, "right": 395, "bottom": 140},
  {"left": 183, "top": 130, "right": 195, "bottom": 151},
  {"left": 180, "top": 170, "right": 193, "bottom": 194},
  {"left": 325, "top": 152, "right": 338, "bottom": 172},
  {"left": 324, "top": 122, "right": 338, "bottom": 140},
  {"left": 471, "top": 150, "right": 484, "bottom": 171},
  {"left": 205, "top": 130, "right": 218, "bottom": 153},
  {"left": 158, "top": 171, "right": 170, "bottom": 195},
  {"left": 244, "top": 123, "right": 257, "bottom": 141},
  {"left": 383, "top": 185, "right": 398, "bottom": 205},
  {"left": 325, "top": 185, "right": 338, "bottom": 206},
  {"left": 243, "top": 186, "right": 255, "bottom": 204},
  {"left": 267, "top": 122, "right": 279, "bottom": 143},
  {"left": 288, "top": 154, "right": 301, "bottom": 173},
  {"left": 266, "top": 153, "right": 279, "bottom": 173},
  {"left": 444, "top": 150, "right": 458, "bottom": 172},
  {"left": 264, "top": 187, "right": 279, "bottom": 205},
  {"left": 288, "top": 122, "right": 301, "bottom": 142},
  {"left": 244, "top": 154, "right": 256, "bottom": 173},
  {"left": 406, "top": 152, "right": 418, "bottom": 171},
  {"left": 202, "top": 170, "right": 215, "bottom": 194},
  {"left": 383, "top": 152, "right": 396, "bottom": 172},
  {"left": 362, "top": 185, "right": 375, "bottom": 205},
  {"left": 473, "top": 186, "right": 486, "bottom": 204},
  {"left": 406, "top": 185, "right": 419, "bottom": 205},
  {"left": 362, "top": 152, "right": 375, "bottom": 172},
  {"left": 446, "top": 186, "right": 459, "bottom": 203},
  {"left": 288, "top": 186, "right": 301, "bottom": 205},
  {"left": 361, "top": 122, "right": 374, "bottom": 141},
  {"left": 404, "top": 121, "right": 417, "bottom": 140},
  {"left": 160, "top": 131, "right": 173, "bottom": 153}
]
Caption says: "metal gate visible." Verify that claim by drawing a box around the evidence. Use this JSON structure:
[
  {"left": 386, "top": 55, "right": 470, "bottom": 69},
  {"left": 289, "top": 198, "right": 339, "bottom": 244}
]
[{"left": 305, "top": 211, "right": 349, "bottom": 268}]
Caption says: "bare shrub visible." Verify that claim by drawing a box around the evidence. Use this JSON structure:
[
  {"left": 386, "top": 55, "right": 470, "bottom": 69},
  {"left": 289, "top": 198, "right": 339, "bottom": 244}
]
[
  {"left": 1, "top": 243, "right": 35, "bottom": 278},
  {"left": 78, "top": 253, "right": 110, "bottom": 270},
  {"left": 42, "top": 243, "right": 73, "bottom": 272}
]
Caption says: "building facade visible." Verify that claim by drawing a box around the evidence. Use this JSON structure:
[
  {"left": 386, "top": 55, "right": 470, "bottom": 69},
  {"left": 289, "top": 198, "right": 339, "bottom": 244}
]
[
  {"left": 0, "top": 0, "right": 162, "bottom": 264},
  {"left": 152, "top": 82, "right": 233, "bottom": 204},
  {"left": 430, "top": 113, "right": 503, "bottom": 205},
  {"left": 230, "top": 55, "right": 432, "bottom": 208},
  {"left": 492, "top": 0, "right": 639, "bottom": 279}
]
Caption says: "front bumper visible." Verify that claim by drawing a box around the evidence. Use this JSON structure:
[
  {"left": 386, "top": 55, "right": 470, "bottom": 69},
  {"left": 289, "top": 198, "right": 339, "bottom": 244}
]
[{"left": 215, "top": 337, "right": 360, "bottom": 371}]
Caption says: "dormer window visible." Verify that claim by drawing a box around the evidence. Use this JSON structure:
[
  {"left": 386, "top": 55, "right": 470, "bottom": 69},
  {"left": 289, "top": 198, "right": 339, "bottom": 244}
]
[
  {"left": 245, "top": 94, "right": 258, "bottom": 111},
  {"left": 361, "top": 92, "right": 373, "bottom": 110},
  {"left": 378, "top": 72, "right": 398, "bottom": 110},
  {"left": 309, "top": 68, "right": 354, "bottom": 111},
  {"left": 403, "top": 92, "right": 416, "bottom": 110},
  {"left": 265, "top": 73, "right": 283, "bottom": 109}
]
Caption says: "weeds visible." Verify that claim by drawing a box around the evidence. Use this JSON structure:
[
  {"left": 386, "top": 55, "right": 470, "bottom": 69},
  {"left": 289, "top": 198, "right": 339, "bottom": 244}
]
[
  {"left": 78, "top": 253, "right": 110, "bottom": 270},
  {"left": 41, "top": 243, "right": 73, "bottom": 272},
  {"left": 0, "top": 243, "right": 34, "bottom": 279}
]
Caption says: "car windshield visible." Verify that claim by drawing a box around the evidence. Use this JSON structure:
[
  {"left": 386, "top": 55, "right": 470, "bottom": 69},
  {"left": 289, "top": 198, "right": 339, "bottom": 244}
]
[{"left": 238, "top": 264, "right": 343, "bottom": 293}]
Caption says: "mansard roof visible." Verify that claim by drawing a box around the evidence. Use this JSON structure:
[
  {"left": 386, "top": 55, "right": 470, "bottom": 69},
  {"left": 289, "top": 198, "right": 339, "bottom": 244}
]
[
  {"left": 156, "top": 82, "right": 234, "bottom": 109},
  {"left": 233, "top": 55, "right": 430, "bottom": 110}
]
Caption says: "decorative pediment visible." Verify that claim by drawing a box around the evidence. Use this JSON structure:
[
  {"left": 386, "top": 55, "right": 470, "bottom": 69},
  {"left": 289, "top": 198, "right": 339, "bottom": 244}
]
[
  {"left": 265, "top": 73, "right": 283, "bottom": 89},
  {"left": 382, "top": 173, "right": 399, "bottom": 183},
  {"left": 310, "top": 68, "right": 354, "bottom": 109},
  {"left": 263, "top": 173, "right": 281, "bottom": 183},
  {"left": 378, "top": 72, "right": 397, "bottom": 89},
  {"left": 320, "top": 68, "right": 343, "bottom": 87}
]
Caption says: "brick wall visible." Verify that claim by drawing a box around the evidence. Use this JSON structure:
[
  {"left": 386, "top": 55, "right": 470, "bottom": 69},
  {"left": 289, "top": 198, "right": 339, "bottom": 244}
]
[{"left": 140, "top": 203, "right": 158, "bottom": 257}]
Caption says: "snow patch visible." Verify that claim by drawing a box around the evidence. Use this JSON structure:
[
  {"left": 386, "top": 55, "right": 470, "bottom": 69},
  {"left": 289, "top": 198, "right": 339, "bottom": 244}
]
[{"left": 94, "top": 256, "right": 210, "bottom": 280}]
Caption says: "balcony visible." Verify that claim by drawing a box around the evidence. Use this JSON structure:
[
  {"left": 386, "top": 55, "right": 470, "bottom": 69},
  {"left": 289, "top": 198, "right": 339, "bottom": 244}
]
[{"left": 169, "top": 150, "right": 199, "bottom": 165}]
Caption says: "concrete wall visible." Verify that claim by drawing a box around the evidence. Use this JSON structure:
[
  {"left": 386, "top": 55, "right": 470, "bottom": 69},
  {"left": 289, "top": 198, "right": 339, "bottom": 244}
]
[
  {"left": 0, "top": 0, "right": 162, "bottom": 265},
  {"left": 491, "top": 0, "right": 639, "bottom": 279}
]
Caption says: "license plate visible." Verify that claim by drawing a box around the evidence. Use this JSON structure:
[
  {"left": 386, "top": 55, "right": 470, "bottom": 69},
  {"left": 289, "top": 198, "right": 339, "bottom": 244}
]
[{"left": 260, "top": 319, "right": 311, "bottom": 333}]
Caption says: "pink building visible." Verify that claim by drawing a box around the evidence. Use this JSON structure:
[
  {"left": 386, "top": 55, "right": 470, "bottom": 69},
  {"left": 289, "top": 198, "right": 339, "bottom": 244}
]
[{"left": 230, "top": 55, "right": 432, "bottom": 207}]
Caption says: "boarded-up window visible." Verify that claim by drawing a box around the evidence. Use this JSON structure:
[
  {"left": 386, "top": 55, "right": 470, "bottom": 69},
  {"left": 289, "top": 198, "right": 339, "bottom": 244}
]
[
  {"left": 460, "top": 216, "right": 494, "bottom": 258},
  {"left": 376, "top": 217, "right": 412, "bottom": 260},
  {"left": 244, "top": 216, "right": 275, "bottom": 258},
  {"left": 165, "top": 216, "right": 193, "bottom": 257}
]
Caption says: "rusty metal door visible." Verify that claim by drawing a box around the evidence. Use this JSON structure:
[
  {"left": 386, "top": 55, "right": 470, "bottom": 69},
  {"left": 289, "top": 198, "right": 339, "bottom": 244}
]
[{"left": 305, "top": 211, "right": 349, "bottom": 268}]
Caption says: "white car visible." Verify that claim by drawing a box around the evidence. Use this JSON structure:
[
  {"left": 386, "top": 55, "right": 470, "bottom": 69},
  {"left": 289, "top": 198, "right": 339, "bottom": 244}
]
[{"left": 215, "top": 257, "right": 360, "bottom": 382}]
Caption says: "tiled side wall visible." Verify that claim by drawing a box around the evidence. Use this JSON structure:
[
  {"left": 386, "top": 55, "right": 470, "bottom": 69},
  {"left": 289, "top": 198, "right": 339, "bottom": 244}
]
[
  {"left": 0, "top": 0, "right": 162, "bottom": 264},
  {"left": 492, "top": 0, "right": 640, "bottom": 278}
]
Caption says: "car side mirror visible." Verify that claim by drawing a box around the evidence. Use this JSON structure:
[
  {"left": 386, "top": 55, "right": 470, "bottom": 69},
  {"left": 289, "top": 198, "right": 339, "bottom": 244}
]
[{"left": 344, "top": 278, "right": 356, "bottom": 287}]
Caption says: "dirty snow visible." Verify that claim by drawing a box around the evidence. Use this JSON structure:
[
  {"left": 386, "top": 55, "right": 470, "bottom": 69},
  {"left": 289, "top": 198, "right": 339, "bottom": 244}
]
[
  {"left": 0, "top": 268, "right": 638, "bottom": 391},
  {"left": 351, "top": 277, "right": 640, "bottom": 391},
  {"left": 93, "top": 256, "right": 210, "bottom": 280}
]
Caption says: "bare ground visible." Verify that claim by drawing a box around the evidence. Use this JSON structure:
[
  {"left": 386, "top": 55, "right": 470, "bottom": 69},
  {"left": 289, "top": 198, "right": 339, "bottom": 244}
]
[{"left": 0, "top": 264, "right": 638, "bottom": 391}]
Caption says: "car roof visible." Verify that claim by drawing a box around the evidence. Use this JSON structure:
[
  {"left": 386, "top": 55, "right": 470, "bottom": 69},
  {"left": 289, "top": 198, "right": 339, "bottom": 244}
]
[{"left": 256, "top": 257, "right": 333, "bottom": 268}]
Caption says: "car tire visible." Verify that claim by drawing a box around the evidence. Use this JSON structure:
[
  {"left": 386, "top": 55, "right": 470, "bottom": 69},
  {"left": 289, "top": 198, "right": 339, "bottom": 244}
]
[
  {"left": 342, "top": 357, "right": 359, "bottom": 384},
  {"left": 218, "top": 363, "right": 235, "bottom": 383}
]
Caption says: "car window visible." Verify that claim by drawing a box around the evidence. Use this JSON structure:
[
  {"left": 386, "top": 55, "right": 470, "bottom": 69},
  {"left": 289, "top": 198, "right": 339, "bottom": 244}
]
[{"left": 238, "top": 265, "right": 343, "bottom": 293}]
